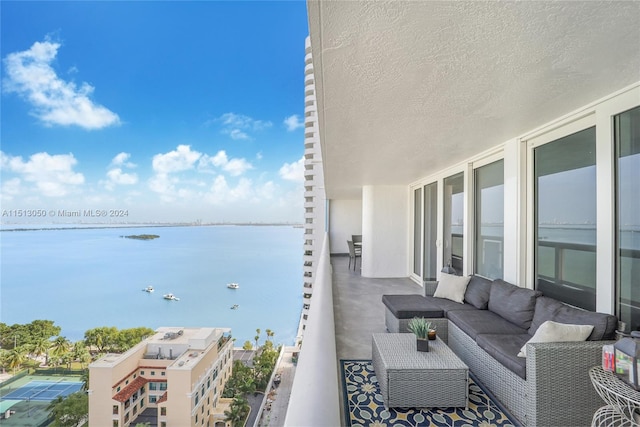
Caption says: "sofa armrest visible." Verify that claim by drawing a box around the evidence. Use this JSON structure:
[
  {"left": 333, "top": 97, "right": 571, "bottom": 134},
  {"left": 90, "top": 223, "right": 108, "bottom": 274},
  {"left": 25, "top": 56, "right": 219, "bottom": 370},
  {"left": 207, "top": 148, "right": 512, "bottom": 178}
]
[{"left": 526, "top": 340, "right": 615, "bottom": 427}]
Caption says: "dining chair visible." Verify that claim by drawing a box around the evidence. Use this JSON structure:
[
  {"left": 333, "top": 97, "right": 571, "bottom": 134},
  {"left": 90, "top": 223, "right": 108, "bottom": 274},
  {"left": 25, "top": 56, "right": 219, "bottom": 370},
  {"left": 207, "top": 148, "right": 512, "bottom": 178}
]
[{"left": 347, "top": 240, "right": 361, "bottom": 271}]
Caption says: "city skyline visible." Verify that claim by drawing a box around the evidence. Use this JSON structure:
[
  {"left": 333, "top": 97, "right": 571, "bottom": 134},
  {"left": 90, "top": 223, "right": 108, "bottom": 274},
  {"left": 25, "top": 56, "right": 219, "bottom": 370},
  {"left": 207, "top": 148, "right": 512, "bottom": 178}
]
[{"left": 1, "top": 1, "right": 309, "bottom": 223}]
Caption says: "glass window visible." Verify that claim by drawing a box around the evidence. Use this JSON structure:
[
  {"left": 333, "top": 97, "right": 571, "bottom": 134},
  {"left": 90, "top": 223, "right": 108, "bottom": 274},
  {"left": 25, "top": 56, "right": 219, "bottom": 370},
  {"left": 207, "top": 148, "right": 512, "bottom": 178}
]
[
  {"left": 444, "top": 172, "right": 464, "bottom": 275},
  {"left": 616, "top": 106, "right": 640, "bottom": 330},
  {"left": 423, "top": 182, "right": 438, "bottom": 281},
  {"left": 413, "top": 187, "right": 422, "bottom": 276},
  {"left": 474, "top": 160, "right": 504, "bottom": 279},
  {"left": 534, "top": 127, "right": 596, "bottom": 310}
]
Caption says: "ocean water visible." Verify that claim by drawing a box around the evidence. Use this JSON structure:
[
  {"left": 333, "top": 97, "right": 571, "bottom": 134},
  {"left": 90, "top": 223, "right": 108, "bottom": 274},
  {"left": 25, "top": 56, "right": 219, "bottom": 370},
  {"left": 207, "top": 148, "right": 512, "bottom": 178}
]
[{"left": 0, "top": 225, "right": 303, "bottom": 346}]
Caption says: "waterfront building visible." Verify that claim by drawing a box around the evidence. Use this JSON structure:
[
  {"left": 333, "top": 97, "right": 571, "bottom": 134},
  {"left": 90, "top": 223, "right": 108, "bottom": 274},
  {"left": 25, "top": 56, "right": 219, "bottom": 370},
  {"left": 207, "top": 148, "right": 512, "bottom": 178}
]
[
  {"left": 296, "top": 35, "right": 327, "bottom": 347},
  {"left": 286, "top": 1, "right": 640, "bottom": 425},
  {"left": 88, "top": 327, "right": 233, "bottom": 427}
]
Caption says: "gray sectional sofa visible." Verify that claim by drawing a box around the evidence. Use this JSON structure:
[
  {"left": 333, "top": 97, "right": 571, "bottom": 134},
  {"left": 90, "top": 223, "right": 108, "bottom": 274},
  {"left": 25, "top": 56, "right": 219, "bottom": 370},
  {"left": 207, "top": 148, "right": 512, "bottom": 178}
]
[{"left": 382, "top": 276, "right": 618, "bottom": 427}]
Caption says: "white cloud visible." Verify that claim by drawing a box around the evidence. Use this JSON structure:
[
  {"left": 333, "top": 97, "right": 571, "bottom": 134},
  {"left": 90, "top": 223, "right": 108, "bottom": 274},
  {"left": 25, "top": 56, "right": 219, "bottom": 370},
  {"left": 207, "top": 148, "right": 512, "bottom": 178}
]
[
  {"left": 111, "top": 152, "right": 136, "bottom": 168},
  {"left": 201, "top": 150, "right": 253, "bottom": 177},
  {"left": 215, "top": 112, "right": 272, "bottom": 140},
  {"left": 1, "top": 151, "right": 84, "bottom": 197},
  {"left": 279, "top": 156, "right": 305, "bottom": 182},
  {"left": 284, "top": 114, "right": 304, "bottom": 131},
  {"left": 0, "top": 178, "right": 22, "bottom": 201},
  {"left": 152, "top": 145, "right": 202, "bottom": 174},
  {"left": 3, "top": 38, "right": 120, "bottom": 130},
  {"left": 205, "top": 175, "right": 253, "bottom": 204},
  {"left": 105, "top": 168, "right": 138, "bottom": 188}
]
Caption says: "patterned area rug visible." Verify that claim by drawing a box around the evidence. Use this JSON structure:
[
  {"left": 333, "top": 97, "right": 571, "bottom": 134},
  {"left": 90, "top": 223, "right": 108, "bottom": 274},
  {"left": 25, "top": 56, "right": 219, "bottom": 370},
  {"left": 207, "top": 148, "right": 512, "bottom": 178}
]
[{"left": 340, "top": 360, "right": 519, "bottom": 427}]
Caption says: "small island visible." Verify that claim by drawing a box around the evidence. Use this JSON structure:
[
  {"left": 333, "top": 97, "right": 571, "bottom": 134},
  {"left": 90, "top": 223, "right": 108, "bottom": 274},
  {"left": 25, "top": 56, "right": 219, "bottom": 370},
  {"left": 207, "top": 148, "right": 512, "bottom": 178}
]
[{"left": 122, "top": 234, "right": 160, "bottom": 240}]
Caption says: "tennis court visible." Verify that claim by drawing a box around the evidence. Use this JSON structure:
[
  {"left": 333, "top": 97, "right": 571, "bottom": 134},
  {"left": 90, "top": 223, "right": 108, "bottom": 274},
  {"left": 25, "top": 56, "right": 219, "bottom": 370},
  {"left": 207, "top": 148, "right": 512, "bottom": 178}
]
[{"left": 1, "top": 380, "right": 83, "bottom": 402}]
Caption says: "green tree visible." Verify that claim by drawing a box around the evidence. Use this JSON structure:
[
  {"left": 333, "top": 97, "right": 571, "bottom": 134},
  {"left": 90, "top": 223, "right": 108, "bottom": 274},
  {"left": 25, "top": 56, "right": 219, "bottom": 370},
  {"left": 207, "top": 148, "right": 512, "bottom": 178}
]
[
  {"left": 223, "top": 360, "right": 253, "bottom": 398},
  {"left": 265, "top": 328, "right": 274, "bottom": 343},
  {"left": 84, "top": 326, "right": 118, "bottom": 352},
  {"left": 224, "top": 396, "right": 250, "bottom": 427},
  {"left": 4, "top": 348, "right": 26, "bottom": 374},
  {"left": 81, "top": 369, "right": 89, "bottom": 391},
  {"left": 50, "top": 336, "right": 70, "bottom": 359},
  {"left": 30, "top": 337, "right": 51, "bottom": 366},
  {"left": 72, "top": 341, "right": 92, "bottom": 369},
  {"left": 253, "top": 344, "right": 279, "bottom": 390},
  {"left": 254, "top": 328, "right": 261, "bottom": 349},
  {"left": 116, "top": 327, "right": 155, "bottom": 352},
  {"left": 242, "top": 341, "right": 253, "bottom": 351},
  {"left": 48, "top": 392, "right": 88, "bottom": 427}
]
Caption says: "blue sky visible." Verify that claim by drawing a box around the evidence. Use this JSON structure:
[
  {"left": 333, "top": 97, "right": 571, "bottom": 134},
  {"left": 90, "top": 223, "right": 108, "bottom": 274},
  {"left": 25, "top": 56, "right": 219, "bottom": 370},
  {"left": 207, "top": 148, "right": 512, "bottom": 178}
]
[{"left": 1, "top": 1, "right": 309, "bottom": 224}]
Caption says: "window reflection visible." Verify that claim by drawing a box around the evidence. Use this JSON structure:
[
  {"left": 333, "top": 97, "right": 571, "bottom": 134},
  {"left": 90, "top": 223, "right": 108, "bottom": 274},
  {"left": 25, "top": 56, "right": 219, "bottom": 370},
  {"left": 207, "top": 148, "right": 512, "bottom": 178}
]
[
  {"left": 444, "top": 173, "right": 464, "bottom": 275},
  {"left": 616, "top": 106, "right": 640, "bottom": 331},
  {"left": 534, "top": 127, "right": 596, "bottom": 310},
  {"left": 474, "top": 160, "right": 504, "bottom": 279},
  {"left": 423, "top": 182, "right": 438, "bottom": 281}
]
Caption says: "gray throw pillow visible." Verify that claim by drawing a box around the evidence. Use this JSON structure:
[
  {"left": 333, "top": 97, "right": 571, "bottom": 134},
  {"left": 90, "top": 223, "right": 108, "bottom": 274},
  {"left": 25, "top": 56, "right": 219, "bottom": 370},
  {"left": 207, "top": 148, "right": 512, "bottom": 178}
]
[{"left": 488, "top": 280, "right": 542, "bottom": 329}]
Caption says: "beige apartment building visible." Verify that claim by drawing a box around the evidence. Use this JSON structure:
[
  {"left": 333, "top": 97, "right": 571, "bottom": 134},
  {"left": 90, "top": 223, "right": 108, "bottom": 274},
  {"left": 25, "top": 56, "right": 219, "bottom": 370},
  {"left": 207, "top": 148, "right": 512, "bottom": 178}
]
[{"left": 88, "top": 327, "right": 234, "bottom": 427}]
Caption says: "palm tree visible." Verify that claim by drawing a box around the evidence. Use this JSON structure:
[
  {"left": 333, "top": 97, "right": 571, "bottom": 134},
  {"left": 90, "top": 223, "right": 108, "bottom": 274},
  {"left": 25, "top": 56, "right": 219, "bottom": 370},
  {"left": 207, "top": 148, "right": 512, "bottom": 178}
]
[
  {"left": 254, "top": 328, "right": 261, "bottom": 349},
  {"left": 72, "top": 341, "right": 91, "bottom": 369},
  {"left": 81, "top": 369, "right": 89, "bottom": 391},
  {"left": 265, "top": 329, "right": 274, "bottom": 343},
  {"left": 50, "top": 336, "right": 70, "bottom": 359},
  {"left": 31, "top": 337, "right": 51, "bottom": 366},
  {"left": 4, "top": 348, "right": 26, "bottom": 374},
  {"left": 224, "top": 396, "right": 250, "bottom": 427}
]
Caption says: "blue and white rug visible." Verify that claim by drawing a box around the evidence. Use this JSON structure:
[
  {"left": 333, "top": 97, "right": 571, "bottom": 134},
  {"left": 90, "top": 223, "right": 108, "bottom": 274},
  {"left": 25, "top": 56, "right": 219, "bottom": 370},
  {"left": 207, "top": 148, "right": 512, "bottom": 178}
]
[{"left": 340, "top": 360, "right": 519, "bottom": 426}]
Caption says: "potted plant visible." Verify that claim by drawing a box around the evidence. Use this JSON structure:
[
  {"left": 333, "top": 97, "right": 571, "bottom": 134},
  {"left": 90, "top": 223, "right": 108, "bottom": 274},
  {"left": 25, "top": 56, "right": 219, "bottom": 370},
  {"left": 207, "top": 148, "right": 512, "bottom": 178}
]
[{"left": 407, "top": 317, "right": 432, "bottom": 352}]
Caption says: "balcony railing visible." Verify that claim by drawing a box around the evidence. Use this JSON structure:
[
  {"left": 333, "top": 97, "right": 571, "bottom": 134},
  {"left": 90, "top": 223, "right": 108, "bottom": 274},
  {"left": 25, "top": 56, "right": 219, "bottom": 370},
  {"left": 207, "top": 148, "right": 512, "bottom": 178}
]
[{"left": 284, "top": 233, "right": 340, "bottom": 426}]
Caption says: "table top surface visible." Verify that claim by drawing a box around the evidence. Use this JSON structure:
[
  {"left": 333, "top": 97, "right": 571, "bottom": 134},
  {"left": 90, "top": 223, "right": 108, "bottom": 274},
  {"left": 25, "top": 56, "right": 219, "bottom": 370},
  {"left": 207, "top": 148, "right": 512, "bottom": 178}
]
[
  {"left": 590, "top": 366, "right": 640, "bottom": 403},
  {"left": 372, "top": 333, "right": 468, "bottom": 371}
]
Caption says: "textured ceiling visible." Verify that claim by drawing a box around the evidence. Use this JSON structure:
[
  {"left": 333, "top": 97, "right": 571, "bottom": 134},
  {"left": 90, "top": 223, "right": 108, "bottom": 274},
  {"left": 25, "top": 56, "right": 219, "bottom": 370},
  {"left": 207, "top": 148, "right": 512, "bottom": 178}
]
[{"left": 307, "top": 0, "right": 640, "bottom": 199}]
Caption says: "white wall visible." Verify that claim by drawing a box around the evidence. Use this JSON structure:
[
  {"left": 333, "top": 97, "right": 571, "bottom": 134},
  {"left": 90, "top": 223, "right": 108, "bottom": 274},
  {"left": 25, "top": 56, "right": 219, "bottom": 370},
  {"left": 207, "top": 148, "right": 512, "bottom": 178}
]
[
  {"left": 328, "top": 199, "right": 362, "bottom": 254},
  {"left": 362, "top": 185, "right": 409, "bottom": 278},
  {"left": 284, "top": 234, "right": 340, "bottom": 427}
]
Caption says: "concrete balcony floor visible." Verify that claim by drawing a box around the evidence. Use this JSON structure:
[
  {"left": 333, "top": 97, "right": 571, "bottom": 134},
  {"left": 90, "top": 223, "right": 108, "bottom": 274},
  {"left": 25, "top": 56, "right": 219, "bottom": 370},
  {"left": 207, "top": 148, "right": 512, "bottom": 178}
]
[
  {"left": 332, "top": 255, "right": 423, "bottom": 359},
  {"left": 331, "top": 255, "right": 422, "bottom": 420}
]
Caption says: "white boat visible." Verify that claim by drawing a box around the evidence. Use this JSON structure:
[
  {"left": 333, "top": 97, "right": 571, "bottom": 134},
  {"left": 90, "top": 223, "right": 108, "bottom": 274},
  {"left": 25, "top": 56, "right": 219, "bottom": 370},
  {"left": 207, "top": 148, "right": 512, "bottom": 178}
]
[
  {"left": 163, "top": 293, "right": 180, "bottom": 301},
  {"left": 143, "top": 286, "right": 154, "bottom": 293},
  {"left": 227, "top": 283, "right": 240, "bottom": 289}
]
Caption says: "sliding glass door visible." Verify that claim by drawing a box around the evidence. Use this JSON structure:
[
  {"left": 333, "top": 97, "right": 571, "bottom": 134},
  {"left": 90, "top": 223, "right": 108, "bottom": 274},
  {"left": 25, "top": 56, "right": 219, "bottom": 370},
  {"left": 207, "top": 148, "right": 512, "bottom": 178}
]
[
  {"left": 534, "top": 127, "right": 596, "bottom": 310},
  {"left": 444, "top": 173, "right": 464, "bottom": 275},
  {"left": 616, "top": 106, "right": 640, "bottom": 330},
  {"left": 423, "top": 182, "right": 438, "bottom": 281},
  {"left": 475, "top": 160, "right": 504, "bottom": 279}
]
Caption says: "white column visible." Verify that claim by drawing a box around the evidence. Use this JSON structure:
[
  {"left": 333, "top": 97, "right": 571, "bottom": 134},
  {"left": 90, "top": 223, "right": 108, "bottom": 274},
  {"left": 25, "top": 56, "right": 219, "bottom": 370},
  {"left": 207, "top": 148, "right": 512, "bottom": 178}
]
[{"left": 361, "top": 185, "right": 409, "bottom": 278}]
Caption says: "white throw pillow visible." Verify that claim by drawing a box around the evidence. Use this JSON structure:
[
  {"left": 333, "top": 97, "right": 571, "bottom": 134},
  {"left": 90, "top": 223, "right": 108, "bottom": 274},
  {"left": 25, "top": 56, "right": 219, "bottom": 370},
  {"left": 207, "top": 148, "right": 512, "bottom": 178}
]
[
  {"left": 517, "top": 320, "right": 594, "bottom": 357},
  {"left": 433, "top": 273, "right": 471, "bottom": 304}
]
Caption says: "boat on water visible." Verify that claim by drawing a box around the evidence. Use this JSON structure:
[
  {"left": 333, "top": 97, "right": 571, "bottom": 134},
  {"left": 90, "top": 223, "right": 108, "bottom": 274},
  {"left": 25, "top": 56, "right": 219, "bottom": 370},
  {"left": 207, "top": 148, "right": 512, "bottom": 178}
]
[
  {"left": 230, "top": 304, "right": 239, "bottom": 310},
  {"left": 227, "top": 283, "right": 240, "bottom": 289},
  {"left": 163, "top": 293, "right": 180, "bottom": 301},
  {"left": 142, "top": 285, "right": 154, "bottom": 293}
]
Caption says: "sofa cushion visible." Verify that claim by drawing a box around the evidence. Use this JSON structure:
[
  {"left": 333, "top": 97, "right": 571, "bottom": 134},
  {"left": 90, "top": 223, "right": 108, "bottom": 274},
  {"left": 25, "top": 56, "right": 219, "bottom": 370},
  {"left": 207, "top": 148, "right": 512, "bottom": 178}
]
[
  {"left": 433, "top": 273, "right": 471, "bottom": 303},
  {"left": 488, "top": 280, "right": 542, "bottom": 329},
  {"left": 423, "top": 296, "right": 478, "bottom": 315},
  {"left": 464, "top": 275, "right": 492, "bottom": 309},
  {"left": 518, "top": 320, "right": 594, "bottom": 357},
  {"left": 529, "top": 296, "right": 618, "bottom": 340},
  {"left": 447, "top": 309, "right": 529, "bottom": 340},
  {"left": 476, "top": 333, "right": 529, "bottom": 379},
  {"left": 381, "top": 295, "right": 444, "bottom": 319}
]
